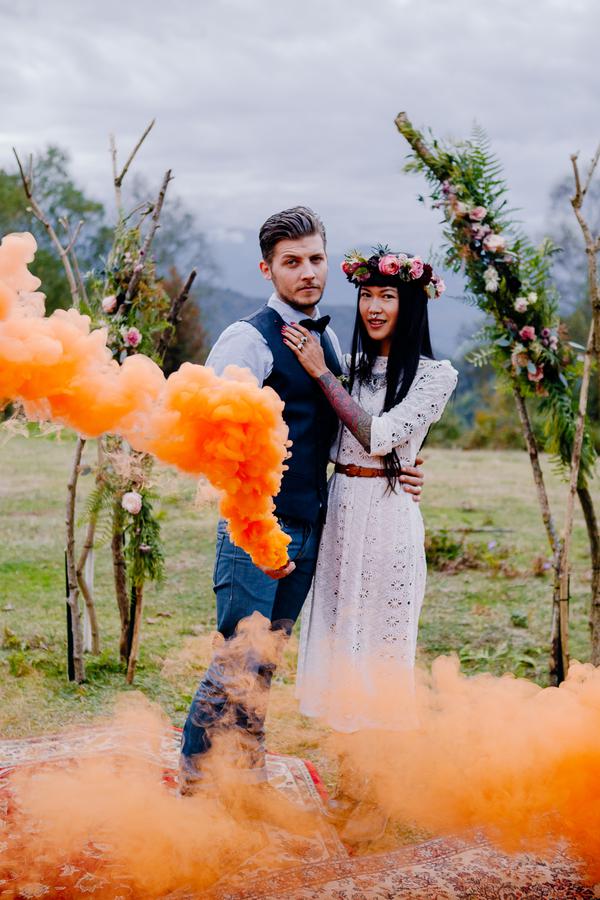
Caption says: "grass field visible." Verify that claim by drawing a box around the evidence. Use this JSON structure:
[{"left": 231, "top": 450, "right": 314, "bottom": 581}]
[{"left": 0, "top": 433, "right": 596, "bottom": 800}]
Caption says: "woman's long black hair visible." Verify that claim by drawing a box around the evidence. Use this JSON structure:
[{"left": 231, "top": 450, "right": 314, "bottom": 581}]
[{"left": 347, "top": 265, "right": 435, "bottom": 493}]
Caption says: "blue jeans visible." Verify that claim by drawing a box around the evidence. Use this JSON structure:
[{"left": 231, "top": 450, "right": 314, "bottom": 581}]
[{"left": 180, "top": 515, "right": 321, "bottom": 787}]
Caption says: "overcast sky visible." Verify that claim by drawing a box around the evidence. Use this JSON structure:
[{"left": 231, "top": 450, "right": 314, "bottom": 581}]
[{"left": 1, "top": 0, "right": 598, "bottom": 323}]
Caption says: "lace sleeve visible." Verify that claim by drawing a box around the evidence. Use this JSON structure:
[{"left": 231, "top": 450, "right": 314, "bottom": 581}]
[{"left": 369, "top": 359, "right": 458, "bottom": 456}]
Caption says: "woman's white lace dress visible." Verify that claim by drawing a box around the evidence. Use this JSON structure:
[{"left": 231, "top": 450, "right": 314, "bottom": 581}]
[{"left": 296, "top": 356, "right": 458, "bottom": 732}]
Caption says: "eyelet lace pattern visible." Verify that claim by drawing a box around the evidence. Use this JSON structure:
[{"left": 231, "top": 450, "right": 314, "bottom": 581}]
[{"left": 296, "top": 356, "right": 458, "bottom": 732}]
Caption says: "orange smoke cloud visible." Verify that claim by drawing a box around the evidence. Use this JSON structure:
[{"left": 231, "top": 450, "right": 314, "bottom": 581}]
[
  {"left": 332, "top": 654, "right": 600, "bottom": 880},
  {"left": 4, "top": 698, "right": 267, "bottom": 897},
  {"left": 5, "top": 617, "right": 600, "bottom": 889},
  {"left": 0, "top": 232, "right": 290, "bottom": 567}
]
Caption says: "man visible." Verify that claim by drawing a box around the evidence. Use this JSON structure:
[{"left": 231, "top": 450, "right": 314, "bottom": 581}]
[{"left": 180, "top": 206, "right": 424, "bottom": 807}]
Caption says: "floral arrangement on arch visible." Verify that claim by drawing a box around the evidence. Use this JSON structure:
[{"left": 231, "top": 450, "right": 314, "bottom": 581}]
[
  {"left": 403, "top": 124, "right": 595, "bottom": 476},
  {"left": 83, "top": 223, "right": 171, "bottom": 591},
  {"left": 90, "top": 224, "right": 172, "bottom": 364},
  {"left": 432, "top": 177, "right": 564, "bottom": 394}
]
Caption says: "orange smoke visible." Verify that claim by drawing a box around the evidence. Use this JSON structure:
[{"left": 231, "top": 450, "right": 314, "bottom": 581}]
[
  {"left": 0, "top": 232, "right": 290, "bottom": 567},
  {"left": 4, "top": 698, "right": 267, "bottom": 897},
  {"left": 333, "top": 654, "right": 600, "bottom": 879},
  {"left": 5, "top": 620, "right": 600, "bottom": 888}
]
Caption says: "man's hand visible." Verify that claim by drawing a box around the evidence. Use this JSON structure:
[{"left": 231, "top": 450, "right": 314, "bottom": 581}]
[
  {"left": 400, "top": 455, "right": 425, "bottom": 503},
  {"left": 259, "top": 560, "right": 296, "bottom": 580}
]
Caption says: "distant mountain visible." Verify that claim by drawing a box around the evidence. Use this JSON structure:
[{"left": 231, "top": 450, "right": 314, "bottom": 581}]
[
  {"left": 204, "top": 231, "right": 483, "bottom": 360},
  {"left": 199, "top": 282, "right": 482, "bottom": 362},
  {"left": 200, "top": 286, "right": 359, "bottom": 356}
]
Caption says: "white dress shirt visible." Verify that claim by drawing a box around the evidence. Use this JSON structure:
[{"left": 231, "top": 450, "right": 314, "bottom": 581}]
[{"left": 205, "top": 292, "right": 343, "bottom": 385}]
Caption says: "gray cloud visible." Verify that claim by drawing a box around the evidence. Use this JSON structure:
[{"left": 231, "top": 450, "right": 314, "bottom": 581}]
[{"left": 0, "top": 0, "right": 597, "bottom": 265}]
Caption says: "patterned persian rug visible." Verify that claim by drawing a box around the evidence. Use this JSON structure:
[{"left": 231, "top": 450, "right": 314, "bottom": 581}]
[{"left": 0, "top": 724, "right": 596, "bottom": 899}]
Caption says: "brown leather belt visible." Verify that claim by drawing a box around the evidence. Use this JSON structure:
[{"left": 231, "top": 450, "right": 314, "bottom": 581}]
[{"left": 334, "top": 462, "right": 387, "bottom": 478}]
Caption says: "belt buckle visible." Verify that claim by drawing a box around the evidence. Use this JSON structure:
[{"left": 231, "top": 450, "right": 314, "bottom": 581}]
[{"left": 345, "top": 464, "right": 360, "bottom": 477}]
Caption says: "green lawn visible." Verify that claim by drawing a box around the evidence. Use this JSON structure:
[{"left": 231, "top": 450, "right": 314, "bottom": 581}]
[{"left": 0, "top": 433, "right": 596, "bottom": 790}]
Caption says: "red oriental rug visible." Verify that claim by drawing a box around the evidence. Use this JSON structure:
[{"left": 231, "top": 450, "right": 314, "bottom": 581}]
[{"left": 0, "top": 724, "right": 596, "bottom": 899}]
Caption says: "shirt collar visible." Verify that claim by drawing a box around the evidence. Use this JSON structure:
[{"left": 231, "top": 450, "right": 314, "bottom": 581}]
[{"left": 267, "top": 292, "right": 320, "bottom": 324}]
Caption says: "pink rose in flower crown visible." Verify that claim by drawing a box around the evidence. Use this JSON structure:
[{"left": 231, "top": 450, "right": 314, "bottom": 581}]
[
  {"left": 433, "top": 276, "right": 446, "bottom": 298},
  {"left": 527, "top": 364, "right": 544, "bottom": 383},
  {"left": 121, "top": 491, "right": 142, "bottom": 515},
  {"left": 122, "top": 326, "right": 142, "bottom": 348},
  {"left": 378, "top": 254, "right": 401, "bottom": 276},
  {"left": 469, "top": 206, "right": 487, "bottom": 222},
  {"left": 101, "top": 295, "right": 117, "bottom": 314},
  {"left": 483, "top": 233, "right": 507, "bottom": 253},
  {"left": 409, "top": 257, "right": 424, "bottom": 279},
  {"left": 519, "top": 325, "right": 536, "bottom": 342},
  {"left": 341, "top": 259, "right": 360, "bottom": 276}
]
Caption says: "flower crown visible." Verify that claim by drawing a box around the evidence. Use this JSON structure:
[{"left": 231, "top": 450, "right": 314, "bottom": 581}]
[{"left": 341, "top": 245, "right": 446, "bottom": 300}]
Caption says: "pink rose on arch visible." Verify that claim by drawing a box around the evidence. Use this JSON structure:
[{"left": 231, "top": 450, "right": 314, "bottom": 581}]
[
  {"left": 122, "top": 326, "right": 142, "bottom": 348},
  {"left": 469, "top": 206, "right": 487, "bottom": 222},
  {"left": 512, "top": 350, "right": 529, "bottom": 369},
  {"left": 121, "top": 491, "right": 142, "bottom": 515},
  {"left": 527, "top": 364, "right": 544, "bottom": 383},
  {"left": 409, "top": 257, "right": 424, "bottom": 279},
  {"left": 471, "top": 223, "right": 491, "bottom": 241},
  {"left": 101, "top": 295, "right": 117, "bottom": 314},
  {"left": 514, "top": 297, "right": 529, "bottom": 313},
  {"left": 452, "top": 201, "right": 469, "bottom": 217},
  {"left": 519, "top": 325, "right": 536, "bottom": 342},
  {"left": 378, "top": 254, "right": 401, "bottom": 276},
  {"left": 483, "top": 233, "right": 507, "bottom": 253}
]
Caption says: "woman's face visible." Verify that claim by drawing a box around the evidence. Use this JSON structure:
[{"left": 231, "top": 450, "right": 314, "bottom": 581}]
[{"left": 359, "top": 284, "right": 400, "bottom": 355}]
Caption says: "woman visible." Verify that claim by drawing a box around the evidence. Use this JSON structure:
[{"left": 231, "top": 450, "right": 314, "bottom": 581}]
[{"left": 282, "top": 247, "right": 457, "bottom": 836}]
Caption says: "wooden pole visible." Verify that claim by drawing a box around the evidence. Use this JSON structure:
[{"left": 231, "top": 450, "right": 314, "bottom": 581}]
[
  {"left": 65, "top": 550, "right": 75, "bottom": 682},
  {"left": 569, "top": 147, "right": 600, "bottom": 665},
  {"left": 126, "top": 584, "right": 144, "bottom": 684},
  {"left": 65, "top": 437, "right": 85, "bottom": 683}
]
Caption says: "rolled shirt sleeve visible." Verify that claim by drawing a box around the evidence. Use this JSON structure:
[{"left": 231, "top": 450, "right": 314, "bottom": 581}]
[{"left": 369, "top": 359, "right": 459, "bottom": 457}]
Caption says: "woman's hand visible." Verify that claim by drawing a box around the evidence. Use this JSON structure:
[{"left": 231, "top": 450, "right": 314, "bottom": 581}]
[
  {"left": 282, "top": 323, "right": 328, "bottom": 378},
  {"left": 400, "top": 455, "right": 425, "bottom": 503}
]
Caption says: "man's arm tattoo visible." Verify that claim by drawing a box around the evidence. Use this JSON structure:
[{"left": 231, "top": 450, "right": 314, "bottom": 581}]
[{"left": 318, "top": 371, "right": 372, "bottom": 451}]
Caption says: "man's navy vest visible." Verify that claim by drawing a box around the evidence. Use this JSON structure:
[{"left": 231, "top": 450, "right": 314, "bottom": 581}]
[{"left": 243, "top": 305, "right": 341, "bottom": 525}]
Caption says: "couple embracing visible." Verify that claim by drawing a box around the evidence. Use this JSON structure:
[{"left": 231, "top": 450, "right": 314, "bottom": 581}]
[{"left": 180, "top": 206, "right": 458, "bottom": 839}]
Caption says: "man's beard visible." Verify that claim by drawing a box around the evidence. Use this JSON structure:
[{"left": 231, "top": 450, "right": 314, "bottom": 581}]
[{"left": 271, "top": 277, "right": 324, "bottom": 312}]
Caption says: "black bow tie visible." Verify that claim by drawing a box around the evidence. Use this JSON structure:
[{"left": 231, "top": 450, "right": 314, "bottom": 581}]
[{"left": 297, "top": 315, "right": 330, "bottom": 335}]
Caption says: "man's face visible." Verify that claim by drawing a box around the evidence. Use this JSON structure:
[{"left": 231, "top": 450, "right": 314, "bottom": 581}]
[{"left": 259, "top": 234, "right": 328, "bottom": 312}]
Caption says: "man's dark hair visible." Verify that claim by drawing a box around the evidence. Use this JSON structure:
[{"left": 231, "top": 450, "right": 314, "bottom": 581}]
[{"left": 259, "top": 206, "right": 326, "bottom": 265}]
